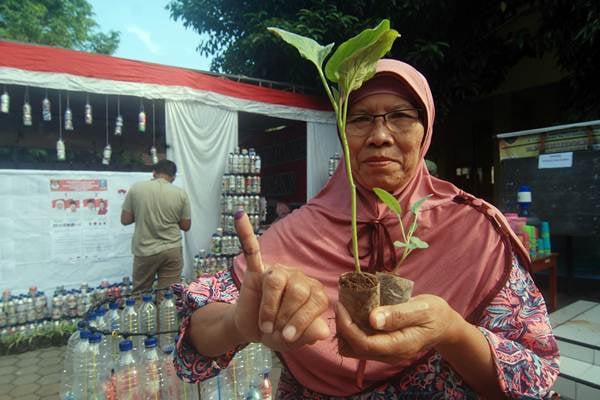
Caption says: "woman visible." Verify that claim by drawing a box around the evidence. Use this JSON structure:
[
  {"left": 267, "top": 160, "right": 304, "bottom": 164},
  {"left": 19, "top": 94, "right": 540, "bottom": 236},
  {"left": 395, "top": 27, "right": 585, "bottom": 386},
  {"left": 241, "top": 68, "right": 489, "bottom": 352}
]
[{"left": 174, "top": 59, "right": 559, "bottom": 399}]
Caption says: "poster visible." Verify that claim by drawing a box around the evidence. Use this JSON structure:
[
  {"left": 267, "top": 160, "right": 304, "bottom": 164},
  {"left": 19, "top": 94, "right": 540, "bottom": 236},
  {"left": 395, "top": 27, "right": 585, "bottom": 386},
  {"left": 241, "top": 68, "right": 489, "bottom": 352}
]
[{"left": 0, "top": 169, "right": 148, "bottom": 293}]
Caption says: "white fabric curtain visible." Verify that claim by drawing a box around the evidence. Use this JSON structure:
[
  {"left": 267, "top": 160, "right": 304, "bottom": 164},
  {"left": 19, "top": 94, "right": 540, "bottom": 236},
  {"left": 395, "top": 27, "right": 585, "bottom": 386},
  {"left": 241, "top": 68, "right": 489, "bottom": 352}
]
[
  {"left": 165, "top": 100, "right": 238, "bottom": 278},
  {"left": 306, "top": 122, "right": 341, "bottom": 201}
]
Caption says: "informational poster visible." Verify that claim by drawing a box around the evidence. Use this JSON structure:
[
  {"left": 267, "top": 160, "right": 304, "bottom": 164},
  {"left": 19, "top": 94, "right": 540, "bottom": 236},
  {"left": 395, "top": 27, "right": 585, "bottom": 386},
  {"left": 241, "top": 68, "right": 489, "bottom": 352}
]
[{"left": 0, "top": 169, "right": 149, "bottom": 293}]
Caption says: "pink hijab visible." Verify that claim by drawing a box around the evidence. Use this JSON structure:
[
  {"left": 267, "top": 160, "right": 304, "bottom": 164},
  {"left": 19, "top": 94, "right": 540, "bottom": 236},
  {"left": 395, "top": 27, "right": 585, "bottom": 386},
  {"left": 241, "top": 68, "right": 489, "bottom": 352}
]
[{"left": 234, "top": 59, "right": 529, "bottom": 396}]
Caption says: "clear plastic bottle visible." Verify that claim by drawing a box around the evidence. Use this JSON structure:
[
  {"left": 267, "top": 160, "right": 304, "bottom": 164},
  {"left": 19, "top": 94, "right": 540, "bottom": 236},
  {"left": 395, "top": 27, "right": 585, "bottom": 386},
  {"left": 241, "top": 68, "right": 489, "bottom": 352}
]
[
  {"left": 120, "top": 298, "right": 139, "bottom": 352},
  {"left": 141, "top": 336, "right": 162, "bottom": 399},
  {"left": 86, "top": 331, "right": 111, "bottom": 400},
  {"left": 107, "top": 301, "right": 121, "bottom": 364},
  {"left": 71, "top": 330, "right": 91, "bottom": 399},
  {"left": 159, "top": 291, "right": 176, "bottom": 350},
  {"left": 116, "top": 339, "right": 141, "bottom": 400},
  {"left": 139, "top": 294, "right": 157, "bottom": 337},
  {"left": 95, "top": 306, "right": 109, "bottom": 352},
  {"left": 59, "top": 321, "right": 86, "bottom": 400},
  {"left": 159, "top": 345, "right": 181, "bottom": 400}
]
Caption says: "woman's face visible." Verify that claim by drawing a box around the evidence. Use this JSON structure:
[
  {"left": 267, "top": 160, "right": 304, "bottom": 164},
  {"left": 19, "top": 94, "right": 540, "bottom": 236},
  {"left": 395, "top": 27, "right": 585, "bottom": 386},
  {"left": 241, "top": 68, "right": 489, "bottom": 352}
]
[{"left": 347, "top": 93, "right": 425, "bottom": 193}]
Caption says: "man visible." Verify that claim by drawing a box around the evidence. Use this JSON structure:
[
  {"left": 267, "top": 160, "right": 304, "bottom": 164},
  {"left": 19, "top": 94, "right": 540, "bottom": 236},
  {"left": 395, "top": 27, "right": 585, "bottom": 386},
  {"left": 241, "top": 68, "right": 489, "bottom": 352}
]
[{"left": 121, "top": 159, "right": 191, "bottom": 292}]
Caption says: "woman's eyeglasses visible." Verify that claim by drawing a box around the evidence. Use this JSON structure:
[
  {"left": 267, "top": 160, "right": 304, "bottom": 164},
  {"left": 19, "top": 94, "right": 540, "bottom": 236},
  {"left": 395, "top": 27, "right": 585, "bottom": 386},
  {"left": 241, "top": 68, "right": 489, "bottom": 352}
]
[{"left": 346, "top": 108, "right": 422, "bottom": 137}]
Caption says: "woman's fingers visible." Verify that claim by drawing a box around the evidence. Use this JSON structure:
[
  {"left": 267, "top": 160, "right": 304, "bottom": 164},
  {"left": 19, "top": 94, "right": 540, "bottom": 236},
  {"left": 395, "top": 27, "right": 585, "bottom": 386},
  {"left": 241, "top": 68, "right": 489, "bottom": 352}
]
[
  {"left": 279, "top": 283, "right": 329, "bottom": 342},
  {"left": 258, "top": 268, "right": 288, "bottom": 334},
  {"left": 234, "top": 209, "right": 264, "bottom": 274},
  {"left": 369, "top": 299, "right": 430, "bottom": 331}
]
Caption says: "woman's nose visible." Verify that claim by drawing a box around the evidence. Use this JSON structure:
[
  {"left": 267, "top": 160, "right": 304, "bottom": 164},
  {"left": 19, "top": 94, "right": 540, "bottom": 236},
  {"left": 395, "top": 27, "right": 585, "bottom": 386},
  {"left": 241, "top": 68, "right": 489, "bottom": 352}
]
[{"left": 365, "top": 119, "right": 394, "bottom": 146}]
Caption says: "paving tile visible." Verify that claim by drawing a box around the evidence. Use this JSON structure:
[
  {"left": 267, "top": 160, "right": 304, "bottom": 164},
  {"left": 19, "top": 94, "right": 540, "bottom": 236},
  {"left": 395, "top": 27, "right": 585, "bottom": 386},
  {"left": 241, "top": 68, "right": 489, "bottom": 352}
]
[
  {"left": 560, "top": 356, "right": 593, "bottom": 379},
  {"left": 37, "top": 356, "right": 61, "bottom": 368},
  {"left": 15, "top": 365, "right": 39, "bottom": 376},
  {"left": 595, "top": 350, "right": 600, "bottom": 366},
  {"left": 558, "top": 340, "right": 595, "bottom": 364},
  {"left": 580, "top": 364, "right": 600, "bottom": 386},
  {"left": 553, "top": 376, "right": 576, "bottom": 399},
  {"left": 39, "top": 347, "right": 64, "bottom": 360},
  {"left": 0, "top": 373, "right": 14, "bottom": 386},
  {"left": 0, "top": 356, "right": 18, "bottom": 368},
  {"left": 0, "top": 382, "right": 14, "bottom": 396},
  {"left": 36, "top": 382, "right": 59, "bottom": 398},
  {"left": 0, "top": 365, "right": 14, "bottom": 376},
  {"left": 14, "top": 372, "right": 40, "bottom": 385},
  {"left": 577, "top": 384, "right": 600, "bottom": 400},
  {"left": 38, "top": 372, "right": 61, "bottom": 386},
  {"left": 9, "top": 382, "right": 39, "bottom": 397},
  {"left": 17, "top": 350, "right": 40, "bottom": 360},
  {"left": 16, "top": 357, "right": 39, "bottom": 368},
  {"left": 551, "top": 301, "right": 598, "bottom": 327},
  {"left": 40, "top": 362, "right": 64, "bottom": 376}
]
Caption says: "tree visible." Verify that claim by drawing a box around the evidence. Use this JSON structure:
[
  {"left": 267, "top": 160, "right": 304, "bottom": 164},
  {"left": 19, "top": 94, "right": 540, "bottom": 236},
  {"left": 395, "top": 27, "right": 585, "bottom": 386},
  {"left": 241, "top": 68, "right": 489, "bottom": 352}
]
[
  {"left": 167, "top": 0, "right": 599, "bottom": 120},
  {"left": 0, "top": 0, "right": 120, "bottom": 55}
]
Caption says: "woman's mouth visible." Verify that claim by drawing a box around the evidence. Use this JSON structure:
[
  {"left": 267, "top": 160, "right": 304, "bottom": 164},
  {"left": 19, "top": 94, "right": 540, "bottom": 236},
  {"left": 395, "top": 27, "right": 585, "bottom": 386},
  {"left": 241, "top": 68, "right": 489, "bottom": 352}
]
[{"left": 364, "top": 156, "right": 396, "bottom": 167}]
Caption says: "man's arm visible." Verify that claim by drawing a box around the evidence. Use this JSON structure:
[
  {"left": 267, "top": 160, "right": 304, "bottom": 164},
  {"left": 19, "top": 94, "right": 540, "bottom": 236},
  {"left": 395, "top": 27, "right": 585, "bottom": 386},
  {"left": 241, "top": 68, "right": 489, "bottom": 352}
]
[
  {"left": 179, "top": 218, "right": 191, "bottom": 231},
  {"left": 121, "top": 210, "right": 134, "bottom": 225}
]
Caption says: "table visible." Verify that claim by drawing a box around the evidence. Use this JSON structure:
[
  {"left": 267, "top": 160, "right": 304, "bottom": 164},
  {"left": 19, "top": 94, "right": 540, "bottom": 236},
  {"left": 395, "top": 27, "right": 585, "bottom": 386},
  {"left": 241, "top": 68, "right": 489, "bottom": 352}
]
[{"left": 531, "top": 253, "right": 558, "bottom": 311}]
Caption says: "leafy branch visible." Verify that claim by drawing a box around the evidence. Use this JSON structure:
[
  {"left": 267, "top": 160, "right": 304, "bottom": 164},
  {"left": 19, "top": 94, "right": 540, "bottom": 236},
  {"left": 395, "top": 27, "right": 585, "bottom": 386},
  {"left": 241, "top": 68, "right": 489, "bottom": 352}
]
[
  {"left": 373, "top": 188, "right": 430, "bottom": 265},
  {"left": 268, "top": 20, "right": 399, "bottom": 273}
]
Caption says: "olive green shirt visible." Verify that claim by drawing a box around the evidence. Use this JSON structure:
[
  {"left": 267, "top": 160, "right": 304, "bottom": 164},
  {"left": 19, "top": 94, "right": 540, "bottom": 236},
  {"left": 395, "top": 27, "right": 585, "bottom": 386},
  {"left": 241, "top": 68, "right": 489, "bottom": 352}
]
[{"left": 122, "top": 178, "right": 191, "bottom": 257}]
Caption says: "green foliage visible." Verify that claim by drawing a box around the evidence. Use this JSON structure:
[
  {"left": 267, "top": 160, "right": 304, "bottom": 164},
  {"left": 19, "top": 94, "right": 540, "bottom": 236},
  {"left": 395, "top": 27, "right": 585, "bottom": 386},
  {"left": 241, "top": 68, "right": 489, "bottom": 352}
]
[
  {"left": 0, "top": 0, "right": 120, "bottom": 54},
  {"left": 167, "top": 0, "right": 600, "bottom": 120},
  {"left": 374, "top": 188, "right": 430, "bottom": 265}
]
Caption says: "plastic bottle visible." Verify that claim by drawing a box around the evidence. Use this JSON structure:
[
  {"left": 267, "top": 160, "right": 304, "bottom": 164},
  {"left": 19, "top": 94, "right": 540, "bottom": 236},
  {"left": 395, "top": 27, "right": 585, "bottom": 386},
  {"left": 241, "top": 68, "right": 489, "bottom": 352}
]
[
  {"left": 141, "top": 336, "right": 162, "bottom": 399},
  {"left": 159, "top": 291, "right": 177, "bottom": 350},
  {"left": 86, "top": 331, "right": 111, "bottom": 399},
  {"left": 160, "top": 345, "right": 181, "bottom": 400},
  {"left": 116, "top": 339, "right": 141, "bottom": 400},
  {"left": 107, "top": 301, "right": 121, "bottom": 364},
  {"left": 120, "top": 298, "right": 140, "bottom": 352},
  {"left": 59, "top": 321, "right": 87, "bottom": 399},
  {"left": 71, "top": 330, "right": 91, "bottom": 399},
  {"left": 139, "top": 293, "right": 157, "bottom": 338}
]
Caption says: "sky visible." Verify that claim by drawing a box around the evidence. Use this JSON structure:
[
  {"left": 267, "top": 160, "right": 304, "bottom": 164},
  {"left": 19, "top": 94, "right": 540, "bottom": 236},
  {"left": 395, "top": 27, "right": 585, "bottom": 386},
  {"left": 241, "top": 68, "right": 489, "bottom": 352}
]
[{"left": 88, "top": 0, "right": 213, "bottom": 71}]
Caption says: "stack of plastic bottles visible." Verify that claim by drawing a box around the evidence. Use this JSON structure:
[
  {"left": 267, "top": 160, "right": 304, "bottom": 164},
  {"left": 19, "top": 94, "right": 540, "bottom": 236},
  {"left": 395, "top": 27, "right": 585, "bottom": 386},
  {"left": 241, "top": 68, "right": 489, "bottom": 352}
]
[
  {"left": 59, "top": 289, "right": 201, "bottom": 399},
  {"left": 199, "top": 343, "right": 274, "bottom": 400}
]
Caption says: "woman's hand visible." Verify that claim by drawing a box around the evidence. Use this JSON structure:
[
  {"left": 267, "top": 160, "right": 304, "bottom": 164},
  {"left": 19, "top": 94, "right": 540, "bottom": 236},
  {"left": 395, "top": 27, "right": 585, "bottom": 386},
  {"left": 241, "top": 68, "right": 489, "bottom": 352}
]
[
  {"left": 335, "top": 294, "right": 464, "bottom": 364},
  {"left": 231, "top": 211, "right": 331, "bottom": 352}
]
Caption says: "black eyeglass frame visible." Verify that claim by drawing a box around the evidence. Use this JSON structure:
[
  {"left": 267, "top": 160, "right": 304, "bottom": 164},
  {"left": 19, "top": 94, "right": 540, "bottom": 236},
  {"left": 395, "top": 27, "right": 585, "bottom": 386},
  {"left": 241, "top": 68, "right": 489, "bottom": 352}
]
[{"left": 346, "top": 108, "right": 423, "bottom": 136}]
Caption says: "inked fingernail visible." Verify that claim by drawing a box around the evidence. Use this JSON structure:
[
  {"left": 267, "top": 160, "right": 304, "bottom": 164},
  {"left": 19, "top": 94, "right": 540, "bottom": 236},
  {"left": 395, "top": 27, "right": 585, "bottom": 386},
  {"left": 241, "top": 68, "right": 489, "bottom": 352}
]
[
  {"left": 282, "top": 325, "right": 297, "bottom": 341},
  {"left": 261, "top": 321, "right": 273, "bottom": 334},
  {"left": 234, "top": 209, "right": 245, "bottom": 220},
  {"left": 374, "top": 313, "right": 385, "bottom": 329}
]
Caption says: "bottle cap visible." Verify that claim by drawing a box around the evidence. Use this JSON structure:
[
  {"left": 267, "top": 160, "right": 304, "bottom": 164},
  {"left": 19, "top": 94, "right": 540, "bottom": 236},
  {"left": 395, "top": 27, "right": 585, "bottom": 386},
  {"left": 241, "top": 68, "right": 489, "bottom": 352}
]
[
  {"left": 142, "top": 293, "right": 153, "bottom": 303},
  {"left": 125, "top": 297, "right": 136, "bottom": 306},
  {"left": 109, "top": 301, "right": 119, "bottom": 310},
  {"left": 96, "top": 306, "right": 106, "bottom": 316},
  {"left": 163, "top": 291, "right": 173, "bottom": 300},
  {"left": 80, "top": 330, "right": 90, "bottom": 339},
  {"left": 162, "top": 345, "right": 174, "bottom": 355},
  {"left": 77, "top": 320, "right": 86, "bottom": 329},
  {"left": 119, "top": 339, "right": 133, "bottom": 352},
  {"left": 144, "top": 336, "right": 157, "bottom": 348},
  {"left": 89, "top": 332, "right": 102, "bottom": 343}
]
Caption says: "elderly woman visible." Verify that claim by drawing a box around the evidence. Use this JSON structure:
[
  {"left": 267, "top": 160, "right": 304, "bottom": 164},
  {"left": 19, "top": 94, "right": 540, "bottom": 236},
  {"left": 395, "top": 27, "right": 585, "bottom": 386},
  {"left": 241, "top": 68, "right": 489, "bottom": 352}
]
[{"left": 174, "top": 59, "right": 559, "bottom": 399}]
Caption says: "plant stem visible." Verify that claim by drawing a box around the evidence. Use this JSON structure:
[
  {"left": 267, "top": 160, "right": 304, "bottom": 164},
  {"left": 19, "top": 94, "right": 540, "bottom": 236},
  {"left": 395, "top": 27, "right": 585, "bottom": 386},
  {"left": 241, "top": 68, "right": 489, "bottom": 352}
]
[
  {"left": 337, "top": 93, "right": 361, "bottom": 273},
  {"left": 317, "top": 69, "right": 339, "bottom": 114}
]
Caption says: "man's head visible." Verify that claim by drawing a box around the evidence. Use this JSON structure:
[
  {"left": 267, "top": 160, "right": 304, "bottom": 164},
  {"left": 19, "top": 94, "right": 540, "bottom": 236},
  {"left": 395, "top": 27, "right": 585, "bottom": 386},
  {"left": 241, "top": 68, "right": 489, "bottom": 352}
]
[{"left": 153, "top": 160, "right": 177, "bottom": 181}]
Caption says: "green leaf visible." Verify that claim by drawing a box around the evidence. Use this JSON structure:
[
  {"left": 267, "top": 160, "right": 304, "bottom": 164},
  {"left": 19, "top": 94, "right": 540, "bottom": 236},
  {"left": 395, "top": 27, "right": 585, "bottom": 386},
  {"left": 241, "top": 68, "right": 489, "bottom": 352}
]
[
  {"left": 394, "top": 240, "right": 407, "bottom": 248},
  {"left": 410, "top": 195, "right": 431, "bottom": 214},
  {"left": 409, "top": 236, "right": 429, "bottom": 249},
  {"left": 267, "top": 27, "right": 334, "bottom": 70},
  {"left": 325, "top": 19, "right": 393, "bottom": 83},
  {"left": 373, "top": 187, "right": 402, "bottom": 216},
  {"left": 337, "top": 29, "right": 400, "bottom": 96}
]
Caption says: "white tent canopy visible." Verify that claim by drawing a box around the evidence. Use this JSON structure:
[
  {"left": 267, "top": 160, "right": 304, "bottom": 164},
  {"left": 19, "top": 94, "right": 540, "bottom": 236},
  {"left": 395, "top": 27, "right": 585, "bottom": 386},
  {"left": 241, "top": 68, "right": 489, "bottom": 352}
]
[{"left": 0, "top": 40, "right": 339, "bottom": 282}]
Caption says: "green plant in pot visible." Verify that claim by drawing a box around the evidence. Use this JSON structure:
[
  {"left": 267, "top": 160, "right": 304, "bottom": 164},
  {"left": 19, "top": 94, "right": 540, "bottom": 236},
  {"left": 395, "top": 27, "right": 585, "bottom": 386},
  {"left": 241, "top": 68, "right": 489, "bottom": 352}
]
[{"left": 270, "top": 20, "right": 429, "bottom": 384}]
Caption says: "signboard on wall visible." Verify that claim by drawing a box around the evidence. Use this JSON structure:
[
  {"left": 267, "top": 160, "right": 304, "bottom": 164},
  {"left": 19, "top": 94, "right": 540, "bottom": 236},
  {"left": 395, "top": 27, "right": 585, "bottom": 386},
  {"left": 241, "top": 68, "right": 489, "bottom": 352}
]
[{"left": 0, "top": 169, "right": 149, "bottom": 293}]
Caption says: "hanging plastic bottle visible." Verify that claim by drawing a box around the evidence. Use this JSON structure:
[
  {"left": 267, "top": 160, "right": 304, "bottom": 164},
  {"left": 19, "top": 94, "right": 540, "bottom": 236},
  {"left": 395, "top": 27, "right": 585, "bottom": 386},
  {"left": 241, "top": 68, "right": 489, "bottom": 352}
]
[
  {"left": 159, "top": 345, "right": 181, "bottom": 399},
  {"left": 23, "top": 101, "right": 32, "bottom": 126},
  {"left": 138, "top": 110, "right": 146, "bottom": 133},
  {"left": 64, "top": 107, "right": 74, "bottom": 131},
  {"left": 56, "top": 139, "right": 66, "bottom": 161},
  {"left": 141, "top": 336, "right": 163, "bottom": 399},
  {"left": 43, "top": 97, "right": 52, "bottom": 121},
  {"left": 138, "top": 293, "right": 157, "bottom": 338},
  {"left": 102, "top": 144, "right": 112, "bottom": 165},
  {"left": 115, "top": 115, "right": 123, "bottom": 136},
  {"left": 158, "top": 291, "right": 177, "bottom": 350},
  {"left": 1, "top": 90, "right": 9, "bottom": 113},
  {"left": 120, "top": 298, "right": 139, "bottom": 352},
  {"left": 115, "top": 339, "right": 141, "bottom": 400},
  {"left": 107, "top": 301, "right": 121, "bottom": 364},
  {"left": 259, "top": 372, "right": 273, "bottom": 400},
  {"left": 85, "top": 102, "right": 93, "bottom": 125},
  {"left": 150, "top": 146, "right": 158, "bottom": 165}
]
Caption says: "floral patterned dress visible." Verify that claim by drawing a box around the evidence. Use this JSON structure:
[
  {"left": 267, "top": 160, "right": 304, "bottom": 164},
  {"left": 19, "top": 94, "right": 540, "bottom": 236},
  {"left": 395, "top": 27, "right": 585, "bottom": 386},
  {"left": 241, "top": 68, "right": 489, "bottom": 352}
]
[{"left": 173, "top": 256, "right": 559, "bottom": 399}]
